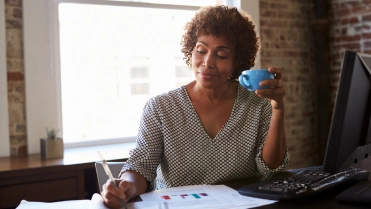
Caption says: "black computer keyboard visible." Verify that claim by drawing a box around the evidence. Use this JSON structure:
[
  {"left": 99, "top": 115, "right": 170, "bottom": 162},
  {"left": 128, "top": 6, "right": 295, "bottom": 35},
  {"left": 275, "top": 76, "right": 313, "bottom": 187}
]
[{"left": 238, "top": 166, "right": 370, "bottom": 200}]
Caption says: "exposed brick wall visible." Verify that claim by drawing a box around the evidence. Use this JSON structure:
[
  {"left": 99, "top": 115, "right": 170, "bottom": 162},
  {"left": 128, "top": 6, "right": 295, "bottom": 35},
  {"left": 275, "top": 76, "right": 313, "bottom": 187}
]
[
  {"left": 260, "top": 0, "right": 319, "bottom": 168},
  {"left": 5, "top": 0, "right": 27, "bottom": 156},
  {"left": 328, "top": 0, "right": 371, "bottom": 108}
]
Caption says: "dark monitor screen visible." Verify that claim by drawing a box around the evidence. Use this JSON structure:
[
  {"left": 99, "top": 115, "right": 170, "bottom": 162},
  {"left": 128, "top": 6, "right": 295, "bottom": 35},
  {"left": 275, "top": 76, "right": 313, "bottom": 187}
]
[{"left": 323, "top": 50, "right": 371, "bottom": 174}]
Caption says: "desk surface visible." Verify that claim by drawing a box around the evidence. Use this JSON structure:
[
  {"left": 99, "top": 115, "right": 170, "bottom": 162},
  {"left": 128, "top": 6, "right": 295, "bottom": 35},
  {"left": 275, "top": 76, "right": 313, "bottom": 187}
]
[
  {"left": 130, "top": 175, "right": 371, "bottom": 209},
  {"left": 222, "top": 157, "right": 371, "bottom": 209},
  {"left": 222, "top": 178, "right": 370, "bottom": 209},
  {"left": 129, "top": 157, "right": 371, "bottom": 209},
  {"left": 1, "top": 144, "right": 370, "bottom": 209}
]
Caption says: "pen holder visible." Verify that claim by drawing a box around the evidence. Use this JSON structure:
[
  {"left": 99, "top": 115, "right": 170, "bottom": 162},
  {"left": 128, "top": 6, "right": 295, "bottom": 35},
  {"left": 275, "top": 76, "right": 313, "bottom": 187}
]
[{"left": 40, "top": 137, "right": 64, "bottom": 159}]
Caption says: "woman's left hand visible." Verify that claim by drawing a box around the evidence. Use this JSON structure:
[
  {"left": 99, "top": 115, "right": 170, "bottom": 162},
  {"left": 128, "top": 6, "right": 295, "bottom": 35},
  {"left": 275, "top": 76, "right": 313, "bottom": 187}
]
[{"left": 255, "top": 67, "right": 285, "bottom": 110}]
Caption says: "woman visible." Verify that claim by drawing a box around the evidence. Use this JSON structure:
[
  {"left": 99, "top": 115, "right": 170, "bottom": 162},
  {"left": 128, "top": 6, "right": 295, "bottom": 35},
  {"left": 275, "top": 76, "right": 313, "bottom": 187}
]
[{"left": 102, "top": 5, "right": 289, "bottom": 208}]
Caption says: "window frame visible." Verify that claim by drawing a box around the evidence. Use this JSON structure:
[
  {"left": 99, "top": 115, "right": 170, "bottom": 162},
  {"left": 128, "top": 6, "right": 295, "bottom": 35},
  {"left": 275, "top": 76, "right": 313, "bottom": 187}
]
[{"left": 23, "top": 0, "right": 259, "bottom": 153}]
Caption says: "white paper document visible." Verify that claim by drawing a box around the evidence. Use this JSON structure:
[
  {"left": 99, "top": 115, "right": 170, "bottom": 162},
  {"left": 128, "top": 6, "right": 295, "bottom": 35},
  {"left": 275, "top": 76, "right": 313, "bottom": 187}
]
[
  {"left": 16, "top": 199, "right": 92, "bottom": 209},
  {"left": 16, "top": 194, "right": 161, "bottom": 209},
  {"left": 16, "top": 185, "right": 276, "bottom": 209},
  {"left": 140, "top": 184, "right": 276, "bottom": 209}
]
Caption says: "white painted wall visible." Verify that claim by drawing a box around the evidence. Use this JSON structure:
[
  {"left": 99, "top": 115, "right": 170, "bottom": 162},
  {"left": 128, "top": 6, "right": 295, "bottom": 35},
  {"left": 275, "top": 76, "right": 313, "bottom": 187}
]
[
  {"left": 241, "top": 0, "right": 261, "bottom": 69},
  {"left": 0, "top": 0, "right": 10, "bottom": 157},
  {"left": 23, "top": 0, "right": 60, "bottom": 154}
]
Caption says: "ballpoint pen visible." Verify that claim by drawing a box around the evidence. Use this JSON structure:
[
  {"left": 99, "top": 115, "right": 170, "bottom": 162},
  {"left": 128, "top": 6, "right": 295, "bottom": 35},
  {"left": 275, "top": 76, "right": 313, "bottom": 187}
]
[{"left": 98, "top": 151, "right": 128, "bottom": 209}]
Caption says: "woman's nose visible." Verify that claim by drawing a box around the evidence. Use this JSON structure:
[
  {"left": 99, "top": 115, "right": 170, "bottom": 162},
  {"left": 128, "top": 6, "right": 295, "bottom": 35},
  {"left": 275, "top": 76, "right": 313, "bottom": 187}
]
[{"left": 203, "top": 54, "right": 215, "bottom": 68}]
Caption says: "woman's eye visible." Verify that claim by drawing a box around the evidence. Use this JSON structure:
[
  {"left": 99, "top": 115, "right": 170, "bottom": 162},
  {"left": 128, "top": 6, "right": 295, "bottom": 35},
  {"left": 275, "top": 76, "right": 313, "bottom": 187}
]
[
  {"left": 197, "top": 50, "right": 206, "bottom": 54},
  {"left": 217, "top": 53, "right": 227, "bottom": 59}
]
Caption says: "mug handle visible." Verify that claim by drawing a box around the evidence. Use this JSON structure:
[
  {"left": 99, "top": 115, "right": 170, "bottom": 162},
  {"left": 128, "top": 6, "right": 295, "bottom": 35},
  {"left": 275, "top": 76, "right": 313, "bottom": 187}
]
[{"left": 239, "top": 74, "right": 251, "bottom": 90}]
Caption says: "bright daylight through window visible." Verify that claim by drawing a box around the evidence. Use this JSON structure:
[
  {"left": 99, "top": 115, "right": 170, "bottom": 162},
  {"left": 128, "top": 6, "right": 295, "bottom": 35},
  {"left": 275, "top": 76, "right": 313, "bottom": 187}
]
[{"left": 58, "top": 1, "right": 218, "bottom": 146}]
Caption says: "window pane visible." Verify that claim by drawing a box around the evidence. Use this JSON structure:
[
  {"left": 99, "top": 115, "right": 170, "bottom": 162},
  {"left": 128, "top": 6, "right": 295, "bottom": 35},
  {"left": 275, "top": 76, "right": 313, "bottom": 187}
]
[
  {"left": 131, "top": 83, "right": 149, "bottom": 95},
  {"left": 59, "top": 3, "right": 195, "bottom": 143},
  {"left": 131, "top": 67, "right": 149, "bottom": 79},
  {"left": 109, "top": 0, "right": 218, "bottom": 6}
]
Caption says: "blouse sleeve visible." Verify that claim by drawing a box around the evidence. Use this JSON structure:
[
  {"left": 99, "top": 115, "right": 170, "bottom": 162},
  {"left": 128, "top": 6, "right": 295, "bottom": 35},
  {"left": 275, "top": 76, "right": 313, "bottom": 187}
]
[
  {"left": 118, "top": 98, "right": 164, "bottom": 191},
  {"left": 255, "top": 100, "right": 290, "bottom": 177}
]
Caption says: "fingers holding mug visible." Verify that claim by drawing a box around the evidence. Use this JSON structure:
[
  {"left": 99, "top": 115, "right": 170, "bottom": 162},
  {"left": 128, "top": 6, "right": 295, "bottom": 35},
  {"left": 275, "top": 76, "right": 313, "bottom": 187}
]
[{"left": 268, "top": 67, "right": 282, "bottom": 80}]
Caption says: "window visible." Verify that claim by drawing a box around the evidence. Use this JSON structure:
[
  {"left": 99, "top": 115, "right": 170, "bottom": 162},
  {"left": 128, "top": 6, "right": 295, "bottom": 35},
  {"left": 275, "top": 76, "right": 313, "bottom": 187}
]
[
  {"left": 23, "top": 0, "right": 259, "bottom": 153},
  {"left": 58, "top": 1, "right": 200, "bottom": 146}
]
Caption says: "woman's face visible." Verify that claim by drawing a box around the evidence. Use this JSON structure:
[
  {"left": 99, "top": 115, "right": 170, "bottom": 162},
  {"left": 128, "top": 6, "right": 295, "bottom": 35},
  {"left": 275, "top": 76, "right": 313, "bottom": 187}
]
[{"left": 191, "top": 35, "right": 236, "bottom": 89}]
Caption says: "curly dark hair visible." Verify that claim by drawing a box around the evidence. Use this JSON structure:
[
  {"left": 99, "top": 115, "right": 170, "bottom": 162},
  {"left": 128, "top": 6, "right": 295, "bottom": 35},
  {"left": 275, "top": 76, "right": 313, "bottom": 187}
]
[{"left": 181, "top": 5, "right": 260, "bottom": 80}]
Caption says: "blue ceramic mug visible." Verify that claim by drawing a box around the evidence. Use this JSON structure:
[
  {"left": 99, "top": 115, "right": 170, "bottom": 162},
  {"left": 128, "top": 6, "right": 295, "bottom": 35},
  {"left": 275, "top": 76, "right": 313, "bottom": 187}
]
[{"left": 239, "top": 69, "right": 274, "bottom": 91}]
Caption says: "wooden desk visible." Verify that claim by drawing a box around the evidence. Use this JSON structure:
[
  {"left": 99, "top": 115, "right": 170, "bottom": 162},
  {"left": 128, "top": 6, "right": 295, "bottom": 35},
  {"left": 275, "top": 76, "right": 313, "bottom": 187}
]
[
  {"left": 128, "top": 157, "right": 371, "bottom": 209},
  {"left": 222, "top": 179, "right": 370, "bottom": 209},
  {"left": 1, "top": 143, "right": 369, "bottom": 209},
  {"left": 0, "top": 143, "right": 134, "bottom": 209},
  {"left": 223, "top": 157, "right": 371, "bottom": 209}
]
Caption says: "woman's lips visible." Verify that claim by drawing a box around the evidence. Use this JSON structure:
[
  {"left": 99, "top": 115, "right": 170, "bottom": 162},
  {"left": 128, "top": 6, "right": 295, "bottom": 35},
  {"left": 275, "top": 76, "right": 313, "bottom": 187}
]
[{"left": 198, "top": 72, "right": 217, "bottom": 79}]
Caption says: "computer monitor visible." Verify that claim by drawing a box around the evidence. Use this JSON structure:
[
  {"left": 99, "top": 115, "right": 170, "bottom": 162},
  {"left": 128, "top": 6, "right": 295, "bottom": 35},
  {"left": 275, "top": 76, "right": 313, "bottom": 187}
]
[{"left": 323, "top": 50, "right": 371, "bottom": 174}]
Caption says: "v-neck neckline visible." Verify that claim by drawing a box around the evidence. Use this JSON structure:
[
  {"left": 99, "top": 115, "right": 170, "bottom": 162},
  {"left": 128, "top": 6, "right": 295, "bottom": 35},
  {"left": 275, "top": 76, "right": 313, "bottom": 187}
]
[{"left": 181, "top": 85, "right": 240, "bottom": 141}]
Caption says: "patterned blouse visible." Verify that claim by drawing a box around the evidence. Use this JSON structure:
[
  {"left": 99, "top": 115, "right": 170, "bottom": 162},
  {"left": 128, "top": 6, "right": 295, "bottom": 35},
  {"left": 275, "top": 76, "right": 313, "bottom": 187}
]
[{"left": 119, "top": 84, "right": 290, "bottom": 191}]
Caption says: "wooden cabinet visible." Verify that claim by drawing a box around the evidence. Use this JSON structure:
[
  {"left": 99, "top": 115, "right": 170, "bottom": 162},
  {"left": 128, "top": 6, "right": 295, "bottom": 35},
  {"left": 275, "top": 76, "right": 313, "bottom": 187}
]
[
  {"left": 0, "top": 169, "right": 84, "bottom": 208},
  {"left": 0, "top": 144, "right": 132, "bottom": 209}
]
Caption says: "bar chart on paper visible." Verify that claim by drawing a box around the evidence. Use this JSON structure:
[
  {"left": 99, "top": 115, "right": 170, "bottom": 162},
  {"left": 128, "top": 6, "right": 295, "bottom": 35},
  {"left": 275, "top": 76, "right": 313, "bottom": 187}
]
[
  {"left": 161, "top": 192, "right": 211, "bottom": 201},
  {"left": 140, "top": 186, "right": 227, "bottom": 208}
]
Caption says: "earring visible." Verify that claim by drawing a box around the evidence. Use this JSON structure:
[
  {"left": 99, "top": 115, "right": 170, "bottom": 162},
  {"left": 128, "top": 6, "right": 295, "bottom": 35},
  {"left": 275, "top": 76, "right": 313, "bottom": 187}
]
[
  {"left": 229, "top": 69, "right": 237, "bottom": 82},
  {"left": 229, "top": 74, "right": 234, "bottom": 80}
]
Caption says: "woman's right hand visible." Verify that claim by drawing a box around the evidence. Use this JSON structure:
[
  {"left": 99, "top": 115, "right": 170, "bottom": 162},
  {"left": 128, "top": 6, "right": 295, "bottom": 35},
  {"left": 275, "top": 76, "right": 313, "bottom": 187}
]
[{"left": 101, "top": 179, "right": 136, "bottom": 209}]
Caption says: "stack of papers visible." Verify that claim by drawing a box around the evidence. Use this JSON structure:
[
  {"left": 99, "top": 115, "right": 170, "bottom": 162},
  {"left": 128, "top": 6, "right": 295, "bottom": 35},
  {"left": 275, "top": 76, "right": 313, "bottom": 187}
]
[{"left": 16, "top": 184, "right": 276, "bottom": 209}]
